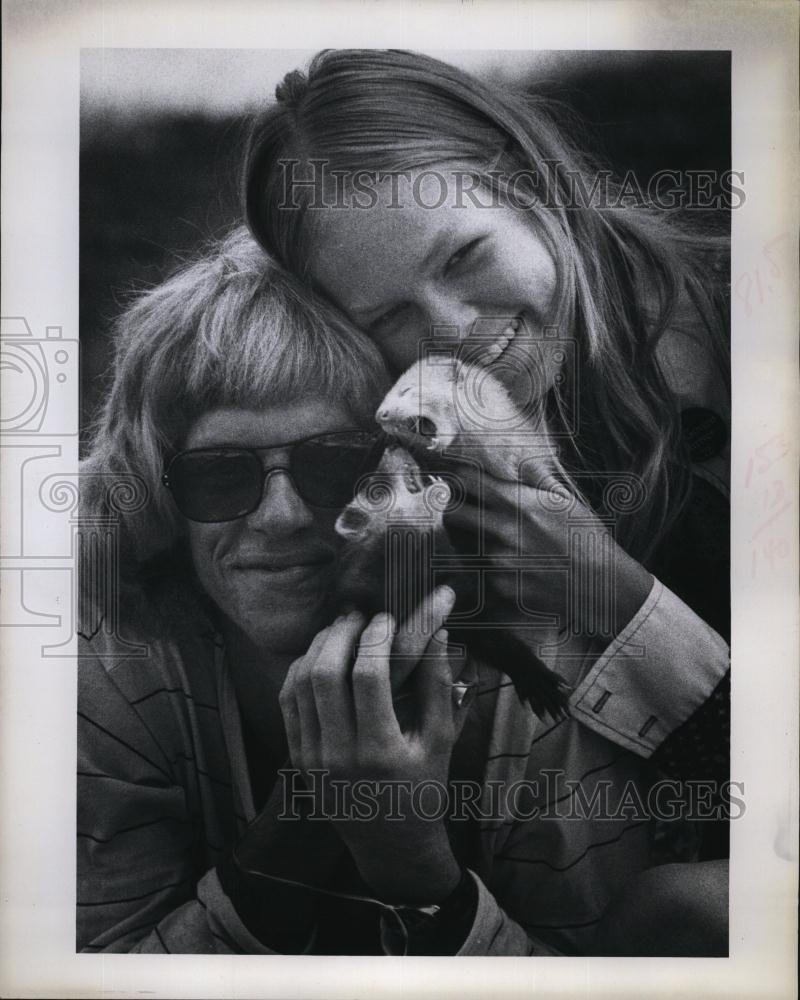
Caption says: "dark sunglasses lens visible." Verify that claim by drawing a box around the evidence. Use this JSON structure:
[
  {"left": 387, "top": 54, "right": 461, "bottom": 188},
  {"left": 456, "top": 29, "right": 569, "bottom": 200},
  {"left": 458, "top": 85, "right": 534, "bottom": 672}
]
[
  {"left": 293, "top": 434, "right": 382, "bottom": 507},
  {"left": 168, "top": 451, "right": 262, "bottom": 522}
]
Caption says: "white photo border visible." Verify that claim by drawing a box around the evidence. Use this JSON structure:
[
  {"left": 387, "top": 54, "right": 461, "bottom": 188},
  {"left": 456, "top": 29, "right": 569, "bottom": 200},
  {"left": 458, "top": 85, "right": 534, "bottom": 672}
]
[{"left": 2, "top": 1, "right": 798, "bottom": 997}]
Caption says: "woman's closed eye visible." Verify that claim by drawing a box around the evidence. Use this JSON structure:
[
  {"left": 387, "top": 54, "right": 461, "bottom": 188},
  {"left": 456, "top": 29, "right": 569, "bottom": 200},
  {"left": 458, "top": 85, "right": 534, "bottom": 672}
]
[
  {"left": 367, "top": 301, "right": 413, "bottom": 337},
  {"left": 443, "top": 237, "right": 485, "bottom": 277},
  {"left": 364, "top": 237, "right": 487, "bottom": 341}
]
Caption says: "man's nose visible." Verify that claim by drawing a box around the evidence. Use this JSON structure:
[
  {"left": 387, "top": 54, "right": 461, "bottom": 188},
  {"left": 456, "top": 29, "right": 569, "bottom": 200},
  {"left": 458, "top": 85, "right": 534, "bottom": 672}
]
[{"left": 245, "top": 469, "right": 314, "bottom": 531}]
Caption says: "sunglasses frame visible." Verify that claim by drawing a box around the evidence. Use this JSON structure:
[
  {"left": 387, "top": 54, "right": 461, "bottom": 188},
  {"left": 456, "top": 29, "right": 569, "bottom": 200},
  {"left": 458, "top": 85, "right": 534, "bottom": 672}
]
[{"left": 162, "top": 429, "right": 387, "bottom": 523}]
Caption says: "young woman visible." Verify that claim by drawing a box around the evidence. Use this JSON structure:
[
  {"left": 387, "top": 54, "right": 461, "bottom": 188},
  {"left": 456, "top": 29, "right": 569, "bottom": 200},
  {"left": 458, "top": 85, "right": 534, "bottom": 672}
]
[
  {"left": 242, "top": 47, "right": 730, "bottom": 586},
  {"left": 239, "top": 49, "right": 732, "bottom": 954}
]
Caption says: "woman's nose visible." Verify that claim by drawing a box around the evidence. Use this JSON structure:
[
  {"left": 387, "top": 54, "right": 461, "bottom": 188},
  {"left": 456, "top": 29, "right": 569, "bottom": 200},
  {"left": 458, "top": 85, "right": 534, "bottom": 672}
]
[
  {"left": 424, "top": 291, "right": 479, "bottom": 340},
  {"left": 246, "top": 469, "right": 314, "bottom": 532}
]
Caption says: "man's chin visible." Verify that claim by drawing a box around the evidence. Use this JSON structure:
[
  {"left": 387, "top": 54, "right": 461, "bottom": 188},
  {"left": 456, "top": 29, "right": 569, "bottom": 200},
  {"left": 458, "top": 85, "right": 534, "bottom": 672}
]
[{"left": 237, "top": 606, "right": 335, "bottom": 658}]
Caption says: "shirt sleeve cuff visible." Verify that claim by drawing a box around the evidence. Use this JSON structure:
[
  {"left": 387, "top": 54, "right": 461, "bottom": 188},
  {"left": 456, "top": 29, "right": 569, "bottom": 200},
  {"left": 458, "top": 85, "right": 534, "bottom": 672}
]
[
  {"left": 568, "top": 577, "right": 730, "bottom": 756},
  {"left": 198, "top": 867, "right": 317, "bottom": 954},
  {"left": 456, "top": 872, "right": 561, "bottom": 955}
]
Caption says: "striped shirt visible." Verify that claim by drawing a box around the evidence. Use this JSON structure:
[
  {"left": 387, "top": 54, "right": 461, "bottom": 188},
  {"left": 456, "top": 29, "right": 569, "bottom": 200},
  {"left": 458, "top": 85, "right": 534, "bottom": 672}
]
[{"left": 78, "top": 568, "right": 729, "bottom": 955}]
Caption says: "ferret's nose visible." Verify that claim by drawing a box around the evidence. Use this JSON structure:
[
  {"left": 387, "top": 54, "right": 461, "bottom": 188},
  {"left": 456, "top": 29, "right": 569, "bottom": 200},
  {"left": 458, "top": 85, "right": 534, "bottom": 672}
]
[{"left": 376, "top": 407, "right": 390, "bottom": 421}]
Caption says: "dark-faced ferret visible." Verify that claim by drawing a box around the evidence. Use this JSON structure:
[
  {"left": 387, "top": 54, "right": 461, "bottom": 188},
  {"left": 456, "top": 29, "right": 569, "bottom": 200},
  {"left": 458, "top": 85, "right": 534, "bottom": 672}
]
[{"left": 335, "top": 359, "right": 570, "bottom": 721}]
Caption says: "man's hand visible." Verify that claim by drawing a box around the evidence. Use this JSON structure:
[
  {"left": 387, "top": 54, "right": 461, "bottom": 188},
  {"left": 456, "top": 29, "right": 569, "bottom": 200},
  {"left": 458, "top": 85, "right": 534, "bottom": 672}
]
[{"left": 278, "top": 585, "right": 463, "bottom": 904}]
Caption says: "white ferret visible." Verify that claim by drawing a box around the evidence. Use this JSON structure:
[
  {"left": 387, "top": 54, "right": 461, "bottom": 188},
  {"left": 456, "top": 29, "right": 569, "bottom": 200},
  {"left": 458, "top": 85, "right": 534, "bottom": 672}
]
[
  {"left": 334, "top": 361, "right": 570, "bottom": 720},
  {"left": 373, "top": 356, "right": 559, "bottom": 488}
]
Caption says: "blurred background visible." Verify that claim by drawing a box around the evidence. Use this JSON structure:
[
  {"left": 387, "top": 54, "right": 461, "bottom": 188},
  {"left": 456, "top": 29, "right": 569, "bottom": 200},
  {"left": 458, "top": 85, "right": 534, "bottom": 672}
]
[{"left": 80, "top": 48, "right": 730, "bottom": 444}]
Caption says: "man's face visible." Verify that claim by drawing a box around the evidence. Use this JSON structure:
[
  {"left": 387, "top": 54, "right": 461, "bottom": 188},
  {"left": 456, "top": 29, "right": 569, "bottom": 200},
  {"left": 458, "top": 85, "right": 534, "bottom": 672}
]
[{"left": 184, "top": 400, "right": 355, "bottom": 655}]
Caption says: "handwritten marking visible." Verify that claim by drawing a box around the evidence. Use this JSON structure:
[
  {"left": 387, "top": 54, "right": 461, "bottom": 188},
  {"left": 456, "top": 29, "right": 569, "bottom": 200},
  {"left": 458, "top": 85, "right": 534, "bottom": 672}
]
[
  {"left": 745, "top": 433, "right": 792, "bottom": 580},
  {"left": 735, "top": 232, "right": 790, "bottom": 318}
]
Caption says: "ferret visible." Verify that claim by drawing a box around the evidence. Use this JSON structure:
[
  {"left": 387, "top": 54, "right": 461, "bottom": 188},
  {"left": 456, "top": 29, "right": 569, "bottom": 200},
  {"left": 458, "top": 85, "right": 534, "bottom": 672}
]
[
  {"left": 374, "top": 356, "right": 558, "bottom": 487},
  {"left": 335, "top": 406, "right": 570, "bottom": 720}
]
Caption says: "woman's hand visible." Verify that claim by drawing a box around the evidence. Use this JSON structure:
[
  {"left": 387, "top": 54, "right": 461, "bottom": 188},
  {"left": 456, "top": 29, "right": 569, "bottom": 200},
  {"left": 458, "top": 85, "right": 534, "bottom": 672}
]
[
  {"left": 443, "top": 461, "right": 653, "bottom": 649},
  {"left": 278, "top": 585, "right": 463, "bottom": 904}
]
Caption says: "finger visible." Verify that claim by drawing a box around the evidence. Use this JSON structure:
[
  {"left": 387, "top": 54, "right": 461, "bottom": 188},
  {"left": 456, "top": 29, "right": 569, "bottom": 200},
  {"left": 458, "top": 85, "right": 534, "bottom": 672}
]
[
  {"left": 279, "top": 682, "right": 302, "bottom": 769},
  {"left": 445, "top": 487, "right": 577, "bottom": 553},
  {"left": 441, "top": 495, "right": 484, "bottom": 554},
  {"left": 391, "top": 584, "right": 456, "bottom": 689},
  {"left": 449, "top": 446, "right": 568, "bottom": 499},
  {"left": 280, "top": 623, "right": 336, "bottom": 709},
  {"left": 448, "top": 471, "right": 569, "bottom": 520},
  {"left": 293, "top": 685, "right": 321, "bottom": 771},
  {"left": 280, "top": 656, "right": 310, "bottom": 770},
  {"left": 304, "top": 621, "right": 337, "bottom": 659},
  {"left": 444, "top": 497, "right": 519, "bottom": 558},
  {"left": 309, "top": 611, "right": 363, "bottom": 737},
  {"left": 281, "top": 621, "right": 344, "bottom": 770},
  {"left": 351, "top": 612, "right": 401, "bottom": 742},
  {"left": 280, "top": 620, "right": 338, "bottom": 703},
  {"left": 444, "top": 488, "right": 517, "bottom": 531},
  {"left": 444, "top": 454, "right": 523, "bottom": 491},
  {"left": 442, "top": 472, "right": 563, "bottom": 557},
  {"left": 401, "top": 583, "right": 456, "bottom": 641},
  {"left": 415, "top": 628, "right": 456, "bottom": 748}
]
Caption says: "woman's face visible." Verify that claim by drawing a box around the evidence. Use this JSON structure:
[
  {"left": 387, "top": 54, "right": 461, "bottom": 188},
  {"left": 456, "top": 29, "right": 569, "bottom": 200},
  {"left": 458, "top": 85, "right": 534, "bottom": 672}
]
[
  {"left": 309, "top": 165, "right": 560, "bottom": 378},
  {"left": 184, "top": 399, "right": 353, "bottom": 656}
]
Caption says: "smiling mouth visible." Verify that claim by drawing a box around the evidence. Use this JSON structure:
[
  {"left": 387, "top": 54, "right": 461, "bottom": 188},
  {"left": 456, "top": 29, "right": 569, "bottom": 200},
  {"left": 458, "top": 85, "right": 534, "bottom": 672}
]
[
  {"left": 481, "top": 316, "right": 520, "bottom": 363},
  {"left": 236, "top": 554, "right": 335, "bottom": 572}
]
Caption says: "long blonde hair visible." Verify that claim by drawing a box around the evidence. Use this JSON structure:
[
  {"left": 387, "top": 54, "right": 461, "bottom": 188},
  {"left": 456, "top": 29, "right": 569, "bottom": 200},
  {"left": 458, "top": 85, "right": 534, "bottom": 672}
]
[{"left": 242, "top": 49, "right": 730, "bottom": 561}]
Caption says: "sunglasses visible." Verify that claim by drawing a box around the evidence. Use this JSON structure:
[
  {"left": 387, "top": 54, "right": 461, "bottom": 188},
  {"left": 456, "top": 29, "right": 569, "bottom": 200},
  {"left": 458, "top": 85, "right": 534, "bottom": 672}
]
[{"left": 162, "top": 430, "right": 385, "bottom": 523}]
